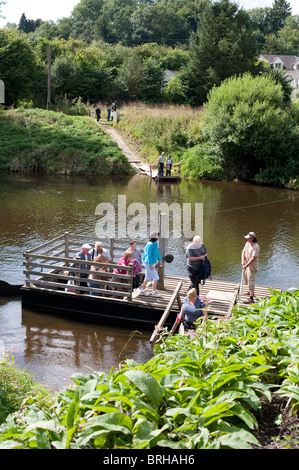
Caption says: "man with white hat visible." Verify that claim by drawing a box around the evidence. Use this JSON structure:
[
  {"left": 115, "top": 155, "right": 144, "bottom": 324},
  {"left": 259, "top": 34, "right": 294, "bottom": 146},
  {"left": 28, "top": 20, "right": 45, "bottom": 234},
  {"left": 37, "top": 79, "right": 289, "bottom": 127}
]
[
  {"left": 241, "top": 232, "right": 260, "bottom": 303},
  {"left": 71, "top": 243, "right": 92, "bottom": 292}
]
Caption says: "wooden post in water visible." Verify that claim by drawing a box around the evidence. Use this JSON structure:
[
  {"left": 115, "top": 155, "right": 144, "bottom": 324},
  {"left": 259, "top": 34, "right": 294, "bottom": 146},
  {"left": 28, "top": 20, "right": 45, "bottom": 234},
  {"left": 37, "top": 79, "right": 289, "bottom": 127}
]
[
  {"left": 64, "top": 232, "right": 70, "bottom": 260},
  {"left": 47, "top": 45, "right": 52, "bottom": 110},
  {"left": 157, "top": 213, "right": 167, "bottom": 290}
]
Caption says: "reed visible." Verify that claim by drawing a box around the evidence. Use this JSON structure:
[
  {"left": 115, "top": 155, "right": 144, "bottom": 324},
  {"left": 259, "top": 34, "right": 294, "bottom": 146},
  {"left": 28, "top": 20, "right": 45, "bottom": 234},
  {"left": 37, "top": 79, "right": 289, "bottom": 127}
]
[{"left": 117, "top": 102, "right": 204, "bottom": 162}]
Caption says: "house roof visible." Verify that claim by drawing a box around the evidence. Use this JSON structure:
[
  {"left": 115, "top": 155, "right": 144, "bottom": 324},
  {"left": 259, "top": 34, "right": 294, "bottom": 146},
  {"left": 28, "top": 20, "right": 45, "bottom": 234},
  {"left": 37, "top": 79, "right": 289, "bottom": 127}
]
[{"left": 260, "top": 54, "right": 299, "bottom": 70}]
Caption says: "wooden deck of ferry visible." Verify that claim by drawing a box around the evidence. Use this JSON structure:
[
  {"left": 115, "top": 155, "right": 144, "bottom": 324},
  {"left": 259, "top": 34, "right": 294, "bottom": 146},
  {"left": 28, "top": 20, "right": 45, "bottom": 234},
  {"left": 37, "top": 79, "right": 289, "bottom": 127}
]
[{"left": 21, "top": 232, "right": 278, "bottom": 331}]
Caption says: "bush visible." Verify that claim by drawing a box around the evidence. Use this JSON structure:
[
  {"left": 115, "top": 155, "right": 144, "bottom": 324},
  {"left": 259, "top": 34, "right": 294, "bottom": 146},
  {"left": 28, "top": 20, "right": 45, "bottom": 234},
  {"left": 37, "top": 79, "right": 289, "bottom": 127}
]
[
  {"left": 201, "top": 73, "right": 299, "bottom": 183},
  {"left": 181, "top": 143, "right": 225, "bottom": 180}
]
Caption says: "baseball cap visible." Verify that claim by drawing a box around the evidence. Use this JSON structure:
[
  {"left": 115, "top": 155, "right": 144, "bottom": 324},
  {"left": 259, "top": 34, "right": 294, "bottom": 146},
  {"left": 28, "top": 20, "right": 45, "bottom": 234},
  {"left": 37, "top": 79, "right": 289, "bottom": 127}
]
[{"left": 244, "top": 232, "right": 256, "bottom": 239}]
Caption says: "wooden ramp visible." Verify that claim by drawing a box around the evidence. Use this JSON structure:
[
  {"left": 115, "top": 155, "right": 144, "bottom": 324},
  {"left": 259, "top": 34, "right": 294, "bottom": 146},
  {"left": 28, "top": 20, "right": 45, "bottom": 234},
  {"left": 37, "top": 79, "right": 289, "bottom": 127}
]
[{"left": 146, "top": 275, "right": 277, "bottom": 343}]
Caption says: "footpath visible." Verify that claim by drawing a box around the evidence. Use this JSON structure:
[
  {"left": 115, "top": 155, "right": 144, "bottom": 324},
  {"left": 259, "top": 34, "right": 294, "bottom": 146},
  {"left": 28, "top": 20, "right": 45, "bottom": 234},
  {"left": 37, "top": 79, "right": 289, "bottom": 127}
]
[{"left": 97, "top": 119, "right": 157, "bottom": 177}]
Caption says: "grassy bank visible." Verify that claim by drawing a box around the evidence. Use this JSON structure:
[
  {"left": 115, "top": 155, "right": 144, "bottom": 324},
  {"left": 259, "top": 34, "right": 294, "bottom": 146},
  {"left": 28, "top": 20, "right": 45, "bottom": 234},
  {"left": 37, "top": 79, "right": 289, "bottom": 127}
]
[
  {"left": 0, "top": 356, "right": 53, "bottom": 426},
  {"left": 117, "top": 102, "right": 299, "bottom": 188},
  {"left": 0, "top": 108, "right": 133, "bottom": 176},
  {"left": 1, "top": 291, "right": 299, "bottom": 449}
]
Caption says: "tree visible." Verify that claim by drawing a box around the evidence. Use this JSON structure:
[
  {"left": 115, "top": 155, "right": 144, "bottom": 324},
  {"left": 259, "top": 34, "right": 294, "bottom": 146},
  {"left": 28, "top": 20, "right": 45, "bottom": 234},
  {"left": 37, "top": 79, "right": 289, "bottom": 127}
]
[
  {"left": 269, "top": 0, "right": 292, "bottom": 34},
  {"left": 181, "top": 0, "right": 259, "bottom": 106},
  {"left": 131, "top": 3, "right": 189, "bottom": 45},
  {"left": 201, "top": 73, "right": 298, "bottom": 181},
  {"left": 0, "top": 29, "right": 39, "bottom": 106},
  {"left": 18, "top": 13, "right": 42, "bottom": 34},
  {"left": 0, "top": 1, "right": 6, "bottom": 18}
]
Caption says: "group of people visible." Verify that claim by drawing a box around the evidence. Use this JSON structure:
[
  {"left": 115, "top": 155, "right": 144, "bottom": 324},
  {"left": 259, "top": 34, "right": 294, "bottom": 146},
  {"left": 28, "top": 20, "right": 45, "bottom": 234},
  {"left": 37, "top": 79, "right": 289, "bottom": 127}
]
[
  {"left": 68, "top": 229, "right": 260, "bottom": 331},
  {"left": 158, "top": 152, "right": 173, "bottom": 176},
  {"left": 180, "top": 231, "right": 260, "bottom": 331},
  {"left": 94, "top": 103, "right": 117, "bottom": 122},
  {"left": 69, "top": 239, "right": 143, "bottom": 296}
]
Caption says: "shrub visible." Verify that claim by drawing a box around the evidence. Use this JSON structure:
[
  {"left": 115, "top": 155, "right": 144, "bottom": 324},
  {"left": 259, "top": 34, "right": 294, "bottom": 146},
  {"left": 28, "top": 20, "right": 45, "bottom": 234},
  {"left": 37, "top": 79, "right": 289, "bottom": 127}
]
[{"left": 201, "top": 73, "right": 299, "bottom": 183}]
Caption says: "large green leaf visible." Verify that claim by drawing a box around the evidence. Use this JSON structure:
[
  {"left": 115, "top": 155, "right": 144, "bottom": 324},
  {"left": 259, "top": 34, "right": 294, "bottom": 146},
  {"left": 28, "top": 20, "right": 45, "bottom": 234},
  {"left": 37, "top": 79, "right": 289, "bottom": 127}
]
[{"left": 124, "top": 370, "right": 163, "bottom": 408}]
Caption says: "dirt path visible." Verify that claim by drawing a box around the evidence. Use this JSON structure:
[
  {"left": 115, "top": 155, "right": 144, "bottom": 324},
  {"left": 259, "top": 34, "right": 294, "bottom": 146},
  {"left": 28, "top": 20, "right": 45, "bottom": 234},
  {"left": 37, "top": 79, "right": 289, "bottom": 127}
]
[{"left": 98, "top": 120, "right": 157, "bottom": 177}]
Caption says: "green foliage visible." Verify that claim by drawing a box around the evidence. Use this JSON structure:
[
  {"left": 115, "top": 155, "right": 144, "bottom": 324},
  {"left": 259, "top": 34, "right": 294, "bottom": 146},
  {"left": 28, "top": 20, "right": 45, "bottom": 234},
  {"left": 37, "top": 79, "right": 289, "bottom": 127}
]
[
  {"left": 0, "top": 108, "right": 132, "bottom": 175},
  {"left": 0, "top": 356, "right": 52, "bottom": 425},
  {"left": 181, "top": 0, "right": 259, "bottom": 106},
  {"left": 0, "top": 29, "right": 40, "bottom": 106},
  {"left": 181, "top": 143, "right": 225, "bottom": 180},
  {"left": 117, "top": 104, "right": 203, "bottom": 160},
  {"left": 201, "top": 73, "right": 299, "bottom": 182},
  {"left": 1, "top": 291, "right": 299, "bottom": 449}
]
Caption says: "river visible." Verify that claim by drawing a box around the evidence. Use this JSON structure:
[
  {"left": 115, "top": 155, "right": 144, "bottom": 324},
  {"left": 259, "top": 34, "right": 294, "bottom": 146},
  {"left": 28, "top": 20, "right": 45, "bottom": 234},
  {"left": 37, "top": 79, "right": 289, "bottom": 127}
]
[{"left": 0, "top": 172, "right": 298, "bottom": 391}]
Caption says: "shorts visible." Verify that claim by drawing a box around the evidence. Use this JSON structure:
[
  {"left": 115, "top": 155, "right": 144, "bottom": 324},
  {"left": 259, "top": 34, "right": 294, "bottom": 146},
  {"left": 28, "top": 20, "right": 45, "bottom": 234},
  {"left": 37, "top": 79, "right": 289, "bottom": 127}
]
[
  {"left": 243, "top": 268, "right": 256, "bottom": 289},
  {"left": 144, "top": 263, "right": 159, "bottom": 281}
]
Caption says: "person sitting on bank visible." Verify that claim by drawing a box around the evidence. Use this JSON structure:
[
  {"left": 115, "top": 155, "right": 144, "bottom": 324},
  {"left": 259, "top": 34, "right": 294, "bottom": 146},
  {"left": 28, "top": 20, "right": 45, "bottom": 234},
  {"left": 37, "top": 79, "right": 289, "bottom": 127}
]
[
  {"left": 88, "top": 254, "right": 108, "bottom": 296},
  {"left": 139, "top": 232, "right": 163, "bottom": 297},
  {"left": 90, "top": 241, "right": 111, "bottom": 263},
  {"left": 178, "top": 288, "right": 208, "bottom": 331}
]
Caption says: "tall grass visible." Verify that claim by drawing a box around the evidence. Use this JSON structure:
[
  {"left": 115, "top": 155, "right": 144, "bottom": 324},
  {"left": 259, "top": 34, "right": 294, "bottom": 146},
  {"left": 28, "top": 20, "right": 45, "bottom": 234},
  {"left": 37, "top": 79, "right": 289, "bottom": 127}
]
[
  {"left": 0, "top": 355, "right": 53, "bottom": 425},
  {"left": 117, "top": 103, "right": 204, "bottom": 162},
  {"left": 0, "top": 108, "right": 133, "bottom": 175}
]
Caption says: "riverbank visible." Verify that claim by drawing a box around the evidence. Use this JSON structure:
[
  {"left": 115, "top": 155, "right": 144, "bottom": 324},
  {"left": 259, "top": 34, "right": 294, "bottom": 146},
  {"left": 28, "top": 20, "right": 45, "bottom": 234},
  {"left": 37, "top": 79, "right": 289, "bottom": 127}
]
[
  {"left": 0, "top": 108, "right": 133, "bottom": 176},
  {"left": 116, "top": 102, "right": 299, "bottom": 190}
]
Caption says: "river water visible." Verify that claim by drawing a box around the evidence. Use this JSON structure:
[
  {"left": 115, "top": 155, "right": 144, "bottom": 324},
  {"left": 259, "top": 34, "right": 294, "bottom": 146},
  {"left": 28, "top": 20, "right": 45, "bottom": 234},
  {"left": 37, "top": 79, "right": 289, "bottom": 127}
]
[{"left": 0, "top": 172, "right": 298, "bottom": 391}]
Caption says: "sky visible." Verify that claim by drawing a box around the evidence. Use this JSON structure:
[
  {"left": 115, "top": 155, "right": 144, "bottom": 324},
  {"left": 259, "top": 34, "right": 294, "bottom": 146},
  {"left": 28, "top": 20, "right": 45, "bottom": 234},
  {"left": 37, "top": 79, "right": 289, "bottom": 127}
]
[{"left": 0, "top": 0, "right": 299, "bottom": 28}]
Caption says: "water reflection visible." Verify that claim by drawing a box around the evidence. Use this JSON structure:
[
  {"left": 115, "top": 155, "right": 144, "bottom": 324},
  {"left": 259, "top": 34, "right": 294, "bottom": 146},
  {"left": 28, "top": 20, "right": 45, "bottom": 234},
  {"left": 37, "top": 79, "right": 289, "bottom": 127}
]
[{"left": 0, "top": 299, "right": 153, "bottom": 392}]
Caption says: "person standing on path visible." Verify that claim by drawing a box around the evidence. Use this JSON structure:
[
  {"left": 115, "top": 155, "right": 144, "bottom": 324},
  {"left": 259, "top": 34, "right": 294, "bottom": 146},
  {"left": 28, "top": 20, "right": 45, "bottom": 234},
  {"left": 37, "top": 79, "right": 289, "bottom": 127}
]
[
  {"left": 95, "top": 105, "right": 101, "bottom": 122},
  {"left": 241, "top": 231, "right": 260, "bottom": 303},
  {"left": 107, "top": 105, "right": 111, "bottom": 121}
]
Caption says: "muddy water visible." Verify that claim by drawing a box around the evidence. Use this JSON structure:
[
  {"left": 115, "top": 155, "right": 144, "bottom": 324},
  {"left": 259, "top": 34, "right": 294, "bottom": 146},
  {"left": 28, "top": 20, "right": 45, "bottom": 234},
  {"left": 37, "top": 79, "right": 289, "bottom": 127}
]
[{"left": 0, "top": 172, "right": 298, "bottom": 391}]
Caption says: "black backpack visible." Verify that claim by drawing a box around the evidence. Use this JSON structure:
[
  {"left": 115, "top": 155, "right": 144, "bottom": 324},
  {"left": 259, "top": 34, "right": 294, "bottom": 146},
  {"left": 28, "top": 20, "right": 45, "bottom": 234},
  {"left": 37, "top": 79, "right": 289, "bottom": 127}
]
[{"left": 198, "top": 256, "right": 211, "bottom": 284}]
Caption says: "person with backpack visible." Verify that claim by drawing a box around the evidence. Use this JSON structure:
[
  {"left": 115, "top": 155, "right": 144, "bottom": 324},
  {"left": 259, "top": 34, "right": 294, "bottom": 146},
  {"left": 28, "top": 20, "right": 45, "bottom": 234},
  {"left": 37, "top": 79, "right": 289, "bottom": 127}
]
[{"left": 185, "top": 235, "right": 207, "bottom": 295}]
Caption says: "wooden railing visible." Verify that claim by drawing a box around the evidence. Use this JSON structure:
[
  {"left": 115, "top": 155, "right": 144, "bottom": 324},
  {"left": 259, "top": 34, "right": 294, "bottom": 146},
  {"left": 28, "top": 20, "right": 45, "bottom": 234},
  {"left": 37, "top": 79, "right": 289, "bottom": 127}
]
[
  {"left": 149, "top": 162, "right": 181, "bottom": 178},
  {"left": 23, "top": 232, "right": 149, "bottom": 300}
]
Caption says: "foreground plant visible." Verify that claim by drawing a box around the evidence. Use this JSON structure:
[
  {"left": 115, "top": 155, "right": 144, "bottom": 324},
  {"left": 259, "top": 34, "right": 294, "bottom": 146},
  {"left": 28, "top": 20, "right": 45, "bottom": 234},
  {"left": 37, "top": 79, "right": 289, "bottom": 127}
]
[{"left": 0, "top": 290, "right": 298, "bottom": 449}]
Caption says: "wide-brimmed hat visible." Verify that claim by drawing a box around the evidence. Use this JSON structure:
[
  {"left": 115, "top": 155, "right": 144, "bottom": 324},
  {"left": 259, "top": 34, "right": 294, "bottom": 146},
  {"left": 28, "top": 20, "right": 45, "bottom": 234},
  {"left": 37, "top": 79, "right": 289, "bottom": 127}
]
[{"left": 244, "top": 232, "right": 256, "bottom": 239}]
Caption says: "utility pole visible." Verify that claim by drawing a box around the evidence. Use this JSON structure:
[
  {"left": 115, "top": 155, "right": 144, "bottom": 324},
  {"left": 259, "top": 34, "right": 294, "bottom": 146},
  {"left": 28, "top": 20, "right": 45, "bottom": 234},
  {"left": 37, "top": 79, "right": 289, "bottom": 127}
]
[{"left": 47, "top": 44, "right": 51, "bottom": 110}]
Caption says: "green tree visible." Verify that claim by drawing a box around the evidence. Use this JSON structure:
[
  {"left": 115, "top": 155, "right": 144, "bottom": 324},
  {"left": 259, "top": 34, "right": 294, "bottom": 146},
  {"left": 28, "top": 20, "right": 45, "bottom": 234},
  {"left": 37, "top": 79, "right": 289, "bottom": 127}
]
[
  {"left": 181, "top": 0, "right": 259, "bottom": 106},
  {"left": 0, "top": 28, "right": 39, "bottom": 106},
  {"left": 51, "top": 53, "right": 82, "bottom": 98},
  {"left": 131, "top": 3, "right": 189, "bottom": 45},
  {"left": 70, "top": 0, "right": 105, "bottom": 42},
  {"left": 140, "top": 58, "right": 164, "bottom": 102},
  {"left": 201, "top": 73, "right": 299, "bottom": 182},
  {"left": 269, "top": 0, "right": 292, "bottom": 34}
]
